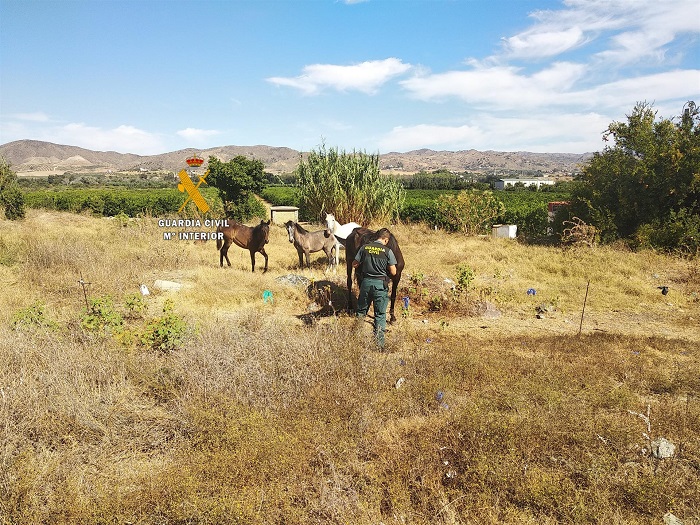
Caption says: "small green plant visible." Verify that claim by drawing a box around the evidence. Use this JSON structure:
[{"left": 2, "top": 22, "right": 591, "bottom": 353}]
[
  {"left": 409, "top": 271, "right": 425, "bottom": 286},
  {"left": 139, "top": 298, "right": 188, "bottom": 353},
  {"left": 80, "top": 295, "right": 123, "bottom": 333},
  {"left": 124, "top": 293, "right": 148, "bottom": 319},
  {"left": 428, "top": 296, "right": 443, "bottom": 311},
  {"left": 455, "top": 264, "right": 475, "bottom": 295},
  {"left": 114, "top": 211, "right": 130, "bottom": 227},
  {"left": 12, "top": 301, "right": 58, "bottom": 331}
]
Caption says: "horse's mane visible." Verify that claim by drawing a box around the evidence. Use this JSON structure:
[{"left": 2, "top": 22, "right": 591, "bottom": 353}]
[{"left": 294, "top": 222, "right": 309, "bottom": 234}]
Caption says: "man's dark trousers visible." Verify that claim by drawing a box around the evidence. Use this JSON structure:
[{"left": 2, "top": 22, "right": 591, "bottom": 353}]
[{"left": 356, "top": 277, "right": 389, "bottom": 347}]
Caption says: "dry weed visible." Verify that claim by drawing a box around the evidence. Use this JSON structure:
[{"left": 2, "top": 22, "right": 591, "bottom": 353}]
[{"left": 0, "top": 211, "right": 698, "bottom": 524}]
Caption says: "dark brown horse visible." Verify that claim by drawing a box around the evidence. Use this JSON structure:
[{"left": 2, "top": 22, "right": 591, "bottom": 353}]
[
  {"left": 285, "top": 220, "right": 337, "bottom": 272},
  {"left": 344, "top": 227, "right": 405, "bottom": 323},
  {"left": 216, "top": 219, "right": 271, "bottom": 272}
]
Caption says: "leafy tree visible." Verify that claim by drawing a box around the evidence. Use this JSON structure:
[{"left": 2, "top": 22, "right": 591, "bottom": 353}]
[
  {"left": 570, "top": 101, "right": 700, "bottom": 253},
  {"left": 0, "top": 157, "right": 26, "bottom": 220},
  {"left": 295, "top": 143, "right": 404, "bottom": 225},
  {"left": 434, "top": 190, "right": 505, "bottom": 235},
  {"left": 207, "top": 155, "right": 268, "bottom": 221}
]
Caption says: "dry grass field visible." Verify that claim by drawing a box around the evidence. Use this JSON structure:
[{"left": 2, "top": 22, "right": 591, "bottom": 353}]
[{"left": 1, "top": 210, "right": 698, "bottom": 524}]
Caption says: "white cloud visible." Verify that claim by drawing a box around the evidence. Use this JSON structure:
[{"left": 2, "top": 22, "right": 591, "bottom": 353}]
[
  {"left": 57, "top": 123, "right": 165, "bottom": 154},
  {"left": 177, "top": 128, "right": 221, "bottom": 141},
  {"left": 500, "top": 0, "right": 700, "bottom": 64},
  {"left": 379, "top": 112, "right": 612, "bottom": 153},
  {"left": 502, "top": 26, "right": 588, "bottom": 58},
  {"left": 13, "top": 112, "right": 51, "bottom": 122},
  {"left": 400, "top": 61, "right": 588, "bottom": 108},
  {"left": 267, "top": 58, "right": 412, "bottom": 95},
  {"left": 562, "top": 69, "right": 700, "bottom": 108}
]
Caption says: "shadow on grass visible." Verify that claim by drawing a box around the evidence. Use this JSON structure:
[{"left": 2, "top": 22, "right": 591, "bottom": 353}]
[{"left": 296, "top": 279, "right": 348, "bottom": 325}]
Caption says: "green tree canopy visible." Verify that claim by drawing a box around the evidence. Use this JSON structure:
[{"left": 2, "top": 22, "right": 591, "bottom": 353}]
[
  {"left": 295, "top": 143, "right": 404, "bottom": 225},
  {"left": 0, "top": 157, "right": 26, "bottom": 220},
  {"left": 434, "top": 190, "right": 505, "bottom": 235},
  {"left": 570, "top": 101, "right": 699, "bottom": 253},
  {"left": 207, "top": 155, "right": 267, "bottom": 221}
]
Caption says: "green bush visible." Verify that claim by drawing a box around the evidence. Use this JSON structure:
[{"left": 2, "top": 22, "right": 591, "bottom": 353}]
[
  {"left": 635, "top": 208, "right": 700, "bottom": 256},
  {"left": 80, "top": 295, "right": 123, "bottom": 333},
  {"left": 12, "top": 301, "right": 58, "bottom": 331},
  {"left": 434, "top": 190, "right": 505, "bottom": 235},
  {"left": 1, "top": 157, "right": 26, "bottom": 220},
  {"left": 139, "top": 298, "right": 188, "bottom": 353}
]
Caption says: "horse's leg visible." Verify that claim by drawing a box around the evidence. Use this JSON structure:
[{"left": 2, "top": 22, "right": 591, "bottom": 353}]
[
  {"left": 260, "top": 248, "right": 269, "bottom": 273},
  {"left": 389, "top": 277, "right": 399, "bottom": 324},
  {"left": 221, "top": 241, "right": 232, "bottom": 267},
  {"left": 325, "top": 246, "right": 333, "bottom": 273},
  {"left": 249, "top": 249, "right": 256, "bottom": 272},
  {"left": 346, "top": 261, "right": 354, "bottom": 313},
  {"left": 304, "top": 249, "right": 311, "bottom": 269},
  {"left": 296, "top": 246, "right": 304, "bottom": 269}
]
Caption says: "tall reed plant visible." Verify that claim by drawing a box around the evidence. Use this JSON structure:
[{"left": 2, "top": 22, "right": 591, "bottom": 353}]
[{"left": 295, "top": 143, "right": 404, "bottom": 225}]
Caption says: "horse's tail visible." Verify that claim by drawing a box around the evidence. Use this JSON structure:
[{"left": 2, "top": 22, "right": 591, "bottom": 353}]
[{"left": 216, "top": 227, "right": 223, "bottom": 250}]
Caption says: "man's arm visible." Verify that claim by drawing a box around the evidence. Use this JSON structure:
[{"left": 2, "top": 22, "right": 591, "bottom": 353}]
[{"left": 387, "top": 264, "right": 397, "bottom": 276}]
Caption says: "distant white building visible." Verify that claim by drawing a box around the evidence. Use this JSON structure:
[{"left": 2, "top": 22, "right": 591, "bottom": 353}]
[{"left": 494, "top": 178, "right": 556, "bottom": 190}]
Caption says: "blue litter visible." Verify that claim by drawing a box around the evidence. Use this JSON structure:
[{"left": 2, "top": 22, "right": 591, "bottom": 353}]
[
  {"left": 527, "top": 288, "right": 537, "bottom": 296},
  {"left": 263, "top": 290, "right": 274, "bottom": 303},
  {"left": 402, "top": 296, "right": 410, "bottom": 309},
  {"left": 436, "top": 391, "right": 444, "bottom": 402}
]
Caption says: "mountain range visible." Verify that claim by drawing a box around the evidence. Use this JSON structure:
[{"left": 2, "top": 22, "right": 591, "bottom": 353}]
[{"left": 0, "top": 140, "right": 592, "bottom": 178}]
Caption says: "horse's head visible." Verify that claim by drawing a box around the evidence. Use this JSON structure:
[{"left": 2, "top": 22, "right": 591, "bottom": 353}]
[
  {"left": 284, "top": 220, "right": 295, "bottom": 243},
  {"left": 259, "top": 219, "right": 271, "bottom": 245},
  {"left": 325, "top": 213, "right": 335, "bottom": 231}
]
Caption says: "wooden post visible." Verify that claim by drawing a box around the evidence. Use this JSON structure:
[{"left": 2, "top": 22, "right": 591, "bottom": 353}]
[{"left": 578, "top": 280, "right": 590, "bottom": 336}]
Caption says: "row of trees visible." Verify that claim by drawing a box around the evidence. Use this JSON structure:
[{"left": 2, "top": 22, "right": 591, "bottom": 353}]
[{"left": 3, "top": 101, "right": 697, "bottom": 254}]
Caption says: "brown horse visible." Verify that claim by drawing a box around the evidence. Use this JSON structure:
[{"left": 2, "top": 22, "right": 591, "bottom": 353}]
[
  {"left": 285, "top": 220, "right": 337, "bottom": 272},
  {"left": 216, "top": 219, "right": 271, "bottom": 272},
  {"left": 344, "top": 227, "right": 405, "bottom": 323}
]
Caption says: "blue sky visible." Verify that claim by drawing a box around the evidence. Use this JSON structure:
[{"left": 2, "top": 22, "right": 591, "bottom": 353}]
[{"left": 1, "top": 0, "right": 698, "bottom": 155}]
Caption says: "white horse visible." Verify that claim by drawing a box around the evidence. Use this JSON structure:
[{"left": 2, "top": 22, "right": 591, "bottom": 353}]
[{"left": 325, "top": 213, "right": 362, "bottom": 266}]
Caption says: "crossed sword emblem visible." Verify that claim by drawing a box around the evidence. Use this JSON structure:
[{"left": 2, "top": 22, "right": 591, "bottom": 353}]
[{"left": 177, "top": 168, "right": 210, "bottom": 214}]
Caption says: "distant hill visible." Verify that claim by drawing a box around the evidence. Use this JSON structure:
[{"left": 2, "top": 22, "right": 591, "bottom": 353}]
[{"left": 0, "top": 139, "right": 592, "bottom": 178}]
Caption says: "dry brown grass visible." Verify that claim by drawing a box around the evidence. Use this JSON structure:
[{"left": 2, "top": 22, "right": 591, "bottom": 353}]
[{"left": 1, "top": 210, "right": 698, "bottom": 524}]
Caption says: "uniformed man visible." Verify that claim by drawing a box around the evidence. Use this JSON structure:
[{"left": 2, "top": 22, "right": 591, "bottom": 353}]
[{"left": 352, "top": 228, "right": 398, "bottom": 348}]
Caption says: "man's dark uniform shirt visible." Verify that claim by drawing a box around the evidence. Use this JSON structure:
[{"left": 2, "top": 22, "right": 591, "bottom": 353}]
[{"left": 356, "top": 240, "right": 398, "bottom": 281}]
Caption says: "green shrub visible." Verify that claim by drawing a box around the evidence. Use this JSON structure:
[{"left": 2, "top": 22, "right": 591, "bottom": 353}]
[
  {"left": 434, "top": 190, "right": 505, "bottom": 235},
  {"left": 455, "top": 264, "right": 474, "bottom": 295},
  {"left": 12, "top": 301, "right": 58, "bottom": 331},
  {"left": 635, "top": 208, "right": 700, "bottom": 256},
  {"left": 0, "top": 158, "right": 26, "bottom": 220},
  {"left": 139, "top": 298, "right": 188, "bottom": 353},
  {"left": 123, "top": 293, "right": 148, "bottom": 319},
  {"left": 80, "top": 295, "right": 123, "bottom": 333}
]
